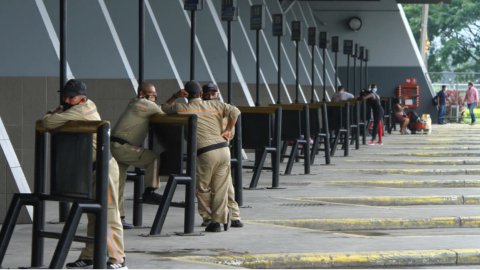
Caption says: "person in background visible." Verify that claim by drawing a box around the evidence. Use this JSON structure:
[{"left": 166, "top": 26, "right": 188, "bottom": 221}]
[
  {"left": 393, "top": 98, "right": 410, "bottom": 134},
  {"left": 464, "top": 82, "right": 479, "bottom": 125},
  {"left": 358, "top": 89, "right": 384, "bottom": 145},
  {"left": 435, "top": 85, "right": 447, "bottom": 124},
  {"left": 332, "top": 86, "right": 354, "bottom": 101}
]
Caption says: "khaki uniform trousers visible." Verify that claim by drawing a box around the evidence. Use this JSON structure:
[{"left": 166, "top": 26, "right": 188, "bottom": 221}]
[
  {"left": 111, "top": 142, "right": 160, "bottom": 217},
  {"left": 196, "top": 147, "right": 230, "bottom": 224},
  {"left": 198, "top": 174, "right": 240, "bottom": 221},
  {"left": 79, "top": 159, "right": 125, "bottom": 264}
]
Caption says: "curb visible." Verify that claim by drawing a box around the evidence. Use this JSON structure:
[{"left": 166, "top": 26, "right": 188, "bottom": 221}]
[
  {"left": 347, "top": 159, "right": 480, "bottom": 165},
  {"left": 324, "top": 179, "right": 480, "bottom": 188},
  {"left": 336, "top": 168, "right": 480, "bottom": 175},
  {"left": 380, "top": 147, "right": 480, "bottom": 150},
  {"left": 378, "top": 152, "right": 480, "bottom": 157},
  {"left": 386, "top": 142, "right": 480, "bottom": 145},
  {"left": 174, "top": 249, "right": 480, "bottom": 268},
  {"left": 291, "top": 195, "right": 480, "bottom": 206},
  {"left": 245, "top": 216, "right": 480, "bottom": 231}
]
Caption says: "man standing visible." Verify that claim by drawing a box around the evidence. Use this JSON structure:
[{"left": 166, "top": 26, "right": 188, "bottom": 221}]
[
  {"left": 161, "top": 81, "right": 240, "bottom": 232},
  {"left": 332, "top": 86, "right": 354, "bottom": 101},
  {"left": 43, "top": 79, "right": 126, "bottom": 269},
  {"left": 436, "top": 85, "right": 447, "bottom": 124},
  {"left": 464, "top": 82, "right": 479, "bottom": 125},
  {"left": 110, "top": 83, "right": 164, "bottom": 229},
  {"left": 199, "top": 83, "right": 243, "bottom": 228}
]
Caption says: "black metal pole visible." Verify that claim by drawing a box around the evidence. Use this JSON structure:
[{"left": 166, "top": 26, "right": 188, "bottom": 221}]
[
  {"left": 227, "top": 21, "right": 232, "bottom": 104},
  {"left": 31, "top": 131, "right": 47, "bottom": 267},
  {"left": 365, "top": 60, "right": 368, "bottom": 89},
  {"left": 60, "top": 0, "right": 67, "bottom": 98},
  {"left": 322, "top": 48, "right": 326, "bottom": 101},
  {"left": 334, "top": 52, "right": 338, "bottom": 93},
  {"left": 359, "top": 59, "right": 363, "bottom": 92},
  {"left": 233, "top": 117, "right": 243, "bottom": 206},
  {"left": 295, "top": 41, "right": 300, "bottom": 103},
  {"left": 59, "top": 0, "right": 69, "bottom": 223},
  {"left": 353, "top": 56, "right": 357, "bottom": 97},
  {"left": 190, "top": 10, "right": 196, "bottom": 81},
  {"left": 185, "top": 115, "right": 198, "bottom": 233},
  {"left": 277, "top": 36, "right": 282, "bottom": 104},
  {"left": 134, "top": 0, "right": 145, "bottom": 227},
  {"left": 139, "top": 0, "right": 145, "bottom": 84},
  {"left": 303, "top": 106, "right": 311, "bottom": 174},
  {"left": 346, "top": 56, "right": 350, "bottom": 93},
  {"left": 93, "top": 124, "right": 110, "bottom": 269},
  {"left": 311, "top": 45, "right": 315, "bottom": 103},
  {"left": 255, "top": 30, "right": 261, "bottom": 107}
]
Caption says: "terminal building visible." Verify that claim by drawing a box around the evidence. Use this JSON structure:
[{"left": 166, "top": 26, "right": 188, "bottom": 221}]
[{"left": 0, "top": 0, "right": 441, "bottom": 223}]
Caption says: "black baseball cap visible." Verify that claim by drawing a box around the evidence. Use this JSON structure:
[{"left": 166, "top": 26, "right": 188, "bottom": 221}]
[
  {"left": 59, "top": 79, "right": 87, "bottom": 96},
  {"left": 184, "top": 80, "right": 202, "bottom": 97},
  {"left": 202, "top": 83, "right": 218, "bottom": 92}
]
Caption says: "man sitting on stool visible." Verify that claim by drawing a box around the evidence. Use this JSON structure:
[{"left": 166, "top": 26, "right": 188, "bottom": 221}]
[
  {"left": 162, "top": 81, "right": 240, "bottom": 232},
  {"left": 199, "top": 83, "right": 243, "bottom": 228},
  {"left": 111, "top": 83, "right": 165, "bottom": 229}
]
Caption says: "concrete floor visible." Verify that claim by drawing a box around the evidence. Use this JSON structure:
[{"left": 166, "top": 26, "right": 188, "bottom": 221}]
[{"left": 2, "top": 123, "right": 480, "bottom": 268}]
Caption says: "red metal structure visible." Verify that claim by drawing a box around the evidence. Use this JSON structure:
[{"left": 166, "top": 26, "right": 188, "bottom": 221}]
[{"left": 396, "top": 84, "right": 420, "bottom": 108}]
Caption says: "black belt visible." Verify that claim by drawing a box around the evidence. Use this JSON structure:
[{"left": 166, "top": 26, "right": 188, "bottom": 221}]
[
  {"left": 111, "top": 137, "right": 131, "bottom": 145},
  {"left": 197, "top": 142, "right": 228, "bottom": 156}
]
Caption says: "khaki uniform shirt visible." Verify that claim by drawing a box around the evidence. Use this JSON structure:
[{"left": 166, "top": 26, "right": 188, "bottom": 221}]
[
  {"left": 161, "top": 98, "right": 240, "bottom": 149},
  {"left": 43, "top": 99, "right": 100, "bottom": 161},
  {"left": 111, "top": 98, "right": 164, "bottom": 147}
]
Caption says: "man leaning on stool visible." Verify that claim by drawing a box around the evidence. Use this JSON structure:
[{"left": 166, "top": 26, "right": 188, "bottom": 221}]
[
  {"left": 110, "top": 83, "right": 165, "bottom": 229},
  {"left": 161, "top": 81, "right": 240, "bottom": 232},
  {"left": 43, "top": 79, "right": 127, "bottom": 269},
  {"left": 199, "top": 83, "right": 243, "bottom": 228}
]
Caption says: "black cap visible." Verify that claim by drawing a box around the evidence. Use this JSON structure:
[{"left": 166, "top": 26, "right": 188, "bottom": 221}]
[
  {"left": 59, "top": 79, "right": 86, "bottom": 97},
  {"left": 185, "top": 80, "right": 202, "bottom": 98},
  {"left": 202, "top": 83, "right": 218, "bottom": 92}
]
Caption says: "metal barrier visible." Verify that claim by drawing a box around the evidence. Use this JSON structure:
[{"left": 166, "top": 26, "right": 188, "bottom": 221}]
[
  {"left": 126, "top": 167, "right": 145, "bottom": 227},
  {"left": 0, "top": 120, "right": 110, "bottom": 269},
  {"left": 347, "top": 100, "right": 361, "bottom": 149},
  {"left": 380, "top": 97, "right": 392, "bottom": 134},
  {"left": 320, "top": 102, "right": 351, "bottom": 157},
  {"left": 146, "top": 114, "right": 199, "bottom": 236},
  {"left": 269, "top": 104, "right": 311, "bottom": 175},
  {"left": 238, "top": 106, "right": 282, "bottom": 189},
  {"left": 230, "top": 119, "right": 244, "bottom": 206},
  {"left": 308, "top": 103, "right": 331, "bottom": 165}
]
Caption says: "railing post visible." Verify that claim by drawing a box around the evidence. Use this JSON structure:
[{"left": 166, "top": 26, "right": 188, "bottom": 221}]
[
  {"left": 93, "top": 123, "right": 110, "bottom": 269},
  {"left": 32, "top": 130, "right": 47, "bottom": 267},
  {"left": 185, "top": 115, "right": 197, "bottom": 234}
]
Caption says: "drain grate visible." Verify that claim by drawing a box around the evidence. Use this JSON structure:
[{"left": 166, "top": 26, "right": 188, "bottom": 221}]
[
  {"left": 279, "top": 203, "right": 324, "bottom": 207},
  {"left": 256, "top": 182, "right": 312, "bottom": 187}
]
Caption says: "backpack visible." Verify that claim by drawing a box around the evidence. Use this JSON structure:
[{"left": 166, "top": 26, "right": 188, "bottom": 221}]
[
  {"left": 432, "top": 97, "right": 438, "bottom": 106},
  {"left": 407, "top": 111, "right": 420, "bottom": 123}
]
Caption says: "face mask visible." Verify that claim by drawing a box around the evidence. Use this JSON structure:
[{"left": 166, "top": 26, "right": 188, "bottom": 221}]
[
  {"left": 373, "top": 88, "right": 377, "bottom": 93},
  {"left": 63, "top": 99, "right": 83, "bottom": 111},
  {"left": 145, "top": 95, "right": 157, "bottom": 102}
]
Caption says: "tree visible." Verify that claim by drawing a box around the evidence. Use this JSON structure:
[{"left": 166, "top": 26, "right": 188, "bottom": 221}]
[{"left": 403, "top": 0, "right": 480, "bottom": 74}]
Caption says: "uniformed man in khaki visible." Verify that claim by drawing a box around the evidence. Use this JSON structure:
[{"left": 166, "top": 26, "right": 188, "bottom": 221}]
[
  {"left": 42, "top": 79, "right": 126, "bottom": 269},
  {"left": 161, "top": 80, "right": 240, "bottom": 232},
  {"left": 110, "top": 83, "right": 164, "bottom": 229},
  {"left": 199, "top": 83, "right": 243, "bottom": 228}
]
